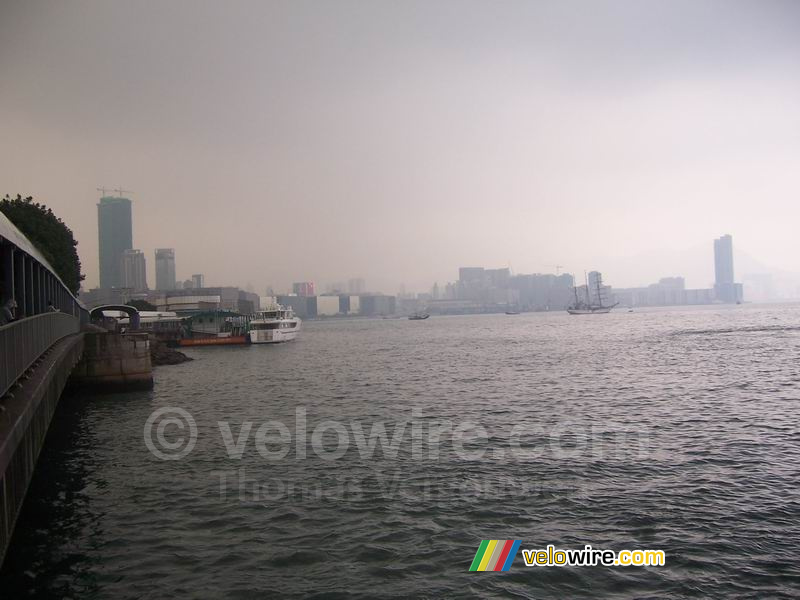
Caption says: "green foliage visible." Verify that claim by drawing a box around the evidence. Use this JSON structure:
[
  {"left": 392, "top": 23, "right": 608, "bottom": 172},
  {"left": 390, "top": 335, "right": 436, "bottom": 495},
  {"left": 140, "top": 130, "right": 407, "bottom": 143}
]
[
  {"left": 128, "top": 299, "right": 157, "bottom": 312},
  {"left": 0, "top": 194, "right": 84, "bottom": 294}
]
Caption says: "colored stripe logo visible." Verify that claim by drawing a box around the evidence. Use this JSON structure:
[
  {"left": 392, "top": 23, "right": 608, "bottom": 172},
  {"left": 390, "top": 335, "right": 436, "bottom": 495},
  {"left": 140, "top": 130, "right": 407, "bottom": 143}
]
[{"left": 469, "top": 540, "right": 521, "bottom": 571}]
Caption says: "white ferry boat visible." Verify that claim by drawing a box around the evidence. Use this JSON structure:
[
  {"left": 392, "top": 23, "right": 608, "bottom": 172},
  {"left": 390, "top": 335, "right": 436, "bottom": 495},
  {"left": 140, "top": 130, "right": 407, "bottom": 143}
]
[{"left": 248, "top": 305, "right": 301, "bottom": 344}]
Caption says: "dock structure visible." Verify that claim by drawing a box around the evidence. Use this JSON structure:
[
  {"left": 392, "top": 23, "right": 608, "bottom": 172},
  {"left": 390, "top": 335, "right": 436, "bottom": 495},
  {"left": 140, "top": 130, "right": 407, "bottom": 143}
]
[{"left": 0, "top": 212, "right": 152, "bottom": 564}]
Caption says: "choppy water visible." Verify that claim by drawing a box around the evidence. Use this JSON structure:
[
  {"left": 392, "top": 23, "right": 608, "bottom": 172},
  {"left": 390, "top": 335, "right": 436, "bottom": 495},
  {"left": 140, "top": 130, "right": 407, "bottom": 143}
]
[{"left": 2, "top": 305, "right": 800, "bottom": 598}]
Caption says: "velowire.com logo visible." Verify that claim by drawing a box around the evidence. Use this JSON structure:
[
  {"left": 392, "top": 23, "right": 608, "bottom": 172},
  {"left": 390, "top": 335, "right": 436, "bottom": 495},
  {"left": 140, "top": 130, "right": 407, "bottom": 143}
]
[
  {"left": 469, "top": 540, "right": 521, "bottom": 572},
  {"left": 470, "top": 540, "right": 667, "bottom": 571}
]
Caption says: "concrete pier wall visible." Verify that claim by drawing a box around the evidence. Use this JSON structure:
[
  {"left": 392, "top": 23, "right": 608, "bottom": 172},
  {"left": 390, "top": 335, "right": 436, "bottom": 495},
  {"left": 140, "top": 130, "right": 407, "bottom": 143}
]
[
  {"left": 69, "top": 332, "right": 153, "bottom": 391},
  {"left": 0, "top": 333, "right": 84, "bottom": 564},
  {"left": 0, "top": 331, "right": 154, "bottom": 565}
]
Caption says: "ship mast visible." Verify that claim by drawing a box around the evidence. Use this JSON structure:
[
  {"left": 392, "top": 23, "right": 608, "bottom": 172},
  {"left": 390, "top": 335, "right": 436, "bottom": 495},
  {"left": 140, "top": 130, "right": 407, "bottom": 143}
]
[
  {"left": 584, "top": 271, "right": 591, "bottom": 306},
  {"left": 595, "top": 273, "right": 604, "bottom": 308}
]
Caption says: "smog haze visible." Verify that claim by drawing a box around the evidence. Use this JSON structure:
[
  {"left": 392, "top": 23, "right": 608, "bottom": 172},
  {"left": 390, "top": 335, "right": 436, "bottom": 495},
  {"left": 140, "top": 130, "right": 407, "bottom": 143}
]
[{"left": 2, "top": 0, "right": 799, "bottom": 293}]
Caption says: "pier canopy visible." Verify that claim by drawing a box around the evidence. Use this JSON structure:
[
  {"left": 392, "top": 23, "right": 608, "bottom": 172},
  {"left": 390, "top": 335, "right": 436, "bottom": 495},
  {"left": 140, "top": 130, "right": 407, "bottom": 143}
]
[{"left": 90, "top": 304, "right": 141, "bottom": 330}]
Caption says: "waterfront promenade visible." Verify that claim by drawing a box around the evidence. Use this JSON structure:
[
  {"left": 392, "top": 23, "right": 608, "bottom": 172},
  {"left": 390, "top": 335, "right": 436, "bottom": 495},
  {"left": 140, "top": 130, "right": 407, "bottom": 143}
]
[{"left": 0, "top": 212, "right": 91, "bottom": 562}]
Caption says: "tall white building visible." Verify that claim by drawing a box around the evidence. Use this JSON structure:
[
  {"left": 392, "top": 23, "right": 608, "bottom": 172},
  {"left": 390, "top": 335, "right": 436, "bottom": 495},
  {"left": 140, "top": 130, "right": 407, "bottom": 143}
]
[
  {"left": 155, "top": 248, "right": 176, "bottom": 290},
  {"left": 348, "top": 278, "right": 366, "bottom": 294},
  {"left": 713, "top": 234, "right": 743, "bottom": 303},
  {"left": 121, "top": 249, "right": 148, "bottom": 291}
]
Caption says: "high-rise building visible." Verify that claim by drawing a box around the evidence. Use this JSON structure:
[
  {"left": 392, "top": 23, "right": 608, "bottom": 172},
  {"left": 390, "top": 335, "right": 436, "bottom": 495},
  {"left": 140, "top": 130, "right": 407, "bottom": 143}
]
[
  {"left": 713, "top": 234, "right": 743, "bottom": 303},
  {"left": 347, "top": 278, "right": 365, "bottom": 294},
  {"left": 192, "top": 274, "right": 204, "bottom": 289},
  {"left": 458, "top": 267, "right": 485, "bottom": 283},
  {"left": 97, "top": 195, "right": 132, "bottom": 288},
  {"left": 486, "top": 268, "right": 510, "bottom": 287},
  {"left": 293, "top": 281, "right": 316, "bottom": 297},
  {"left": 155, "top": 248, "right": 176, "bottom": 290},
  {"left": 358, "top": 294, "right": 396, "bottom": 316},
  {"left": 121, "top": 249, "right": 148, "bottom": 291},
  {"left": 327, "top": 282, "right": 346, "bottom": 294},
  {"left": 658, "top": 277, "right": 685, "bottom": 289},
  {"left": 714, "top": 235, "right": 734, "bottom": 286},
  {"left": 277, "top": 294, "right": 317, "bottom": 318}
]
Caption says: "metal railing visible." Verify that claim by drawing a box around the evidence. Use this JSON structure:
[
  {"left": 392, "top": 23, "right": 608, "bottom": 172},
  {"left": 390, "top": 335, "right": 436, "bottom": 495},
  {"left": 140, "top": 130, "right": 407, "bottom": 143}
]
[{"left": 0, "top": 312, "right": 80, "bottom": 398}]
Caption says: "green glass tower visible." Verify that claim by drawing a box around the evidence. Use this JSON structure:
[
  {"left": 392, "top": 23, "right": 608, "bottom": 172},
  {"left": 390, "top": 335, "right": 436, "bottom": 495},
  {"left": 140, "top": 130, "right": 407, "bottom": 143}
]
[{"left": 97, "top": 196, "right": 132, "bottom": 288}]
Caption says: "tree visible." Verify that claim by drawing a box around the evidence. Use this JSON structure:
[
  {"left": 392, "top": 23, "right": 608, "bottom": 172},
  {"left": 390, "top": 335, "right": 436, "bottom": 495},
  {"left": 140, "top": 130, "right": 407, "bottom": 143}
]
[{"left": 0, "top": 194, "right": 84, "bottom": 294}]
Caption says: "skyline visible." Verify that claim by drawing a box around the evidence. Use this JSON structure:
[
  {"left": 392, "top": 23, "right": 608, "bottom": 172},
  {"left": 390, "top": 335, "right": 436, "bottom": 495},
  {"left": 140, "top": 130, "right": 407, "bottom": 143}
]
[
  {"left": 87, "top": 190, "right": 760, "bottom": 299},
  {"left": 2, "top": 1, "right": 799, "bottom": 294},
  {"left": 24, "top": 188, "right": 800, "bottom": 298}
]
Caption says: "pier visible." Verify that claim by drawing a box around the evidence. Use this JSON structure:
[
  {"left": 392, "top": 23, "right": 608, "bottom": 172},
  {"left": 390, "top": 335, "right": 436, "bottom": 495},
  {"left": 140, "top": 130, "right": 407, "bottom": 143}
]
[{"left": 0, "top": 213, "right": 151, "bottom": 564}]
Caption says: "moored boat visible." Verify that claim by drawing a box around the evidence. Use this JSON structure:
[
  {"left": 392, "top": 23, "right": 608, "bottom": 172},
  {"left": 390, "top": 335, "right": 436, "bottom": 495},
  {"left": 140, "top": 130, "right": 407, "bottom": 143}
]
[
  {"left": 179, "top": 335, "right": 248, "bottom": 346},
  {"left": 249, "top": 305, "right": 301, "bottom": 343}
]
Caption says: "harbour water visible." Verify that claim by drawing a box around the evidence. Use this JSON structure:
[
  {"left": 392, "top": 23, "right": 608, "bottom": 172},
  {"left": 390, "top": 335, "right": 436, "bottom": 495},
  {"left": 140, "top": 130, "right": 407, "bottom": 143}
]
[{"left": 2, "top": 305, "right": 799, "bottom": 598}]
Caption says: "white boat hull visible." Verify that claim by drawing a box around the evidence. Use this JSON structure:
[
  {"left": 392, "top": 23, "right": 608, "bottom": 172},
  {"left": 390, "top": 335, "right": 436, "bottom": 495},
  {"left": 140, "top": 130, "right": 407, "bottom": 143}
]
[
  {"left": 249, "top": 324, "right": 300, "bottom": 344},
  {"left": 248, "top": 306, "right": 301, "bottom": 344},
  {"left": 567, "top": 307, "right": 613, "bottom": 315}
]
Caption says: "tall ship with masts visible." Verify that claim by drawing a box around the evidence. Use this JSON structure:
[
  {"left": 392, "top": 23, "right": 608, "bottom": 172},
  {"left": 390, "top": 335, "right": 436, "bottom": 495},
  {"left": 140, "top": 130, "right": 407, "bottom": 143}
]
[{"left": 567, "top": 271, "right": 618, "bottom": 315}]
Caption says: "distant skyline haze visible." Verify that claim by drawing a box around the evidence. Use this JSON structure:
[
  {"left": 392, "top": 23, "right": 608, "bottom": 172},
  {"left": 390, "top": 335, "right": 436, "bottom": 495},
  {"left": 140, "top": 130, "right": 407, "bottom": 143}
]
[{"left": 1, "top": 0, "right": 799, "bottom": 294}]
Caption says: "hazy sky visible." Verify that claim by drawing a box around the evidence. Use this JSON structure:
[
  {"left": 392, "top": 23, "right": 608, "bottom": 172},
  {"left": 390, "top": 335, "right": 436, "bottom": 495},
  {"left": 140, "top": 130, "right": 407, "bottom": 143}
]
[{"left": 1, "top": 0, "right": 799, "bottom": 293}]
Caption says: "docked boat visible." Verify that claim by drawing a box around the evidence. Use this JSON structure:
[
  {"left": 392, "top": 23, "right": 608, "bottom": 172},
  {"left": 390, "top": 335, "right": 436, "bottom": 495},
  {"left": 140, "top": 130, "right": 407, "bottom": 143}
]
[
  {"left": 567, "top": 272, "right": 618, "bottom": 315},
  {"left": 248, "top": 305, "right": 301, "bottom": 343},
  {"left": 408, "top": 313, "right": 430, "bottom": 320}
]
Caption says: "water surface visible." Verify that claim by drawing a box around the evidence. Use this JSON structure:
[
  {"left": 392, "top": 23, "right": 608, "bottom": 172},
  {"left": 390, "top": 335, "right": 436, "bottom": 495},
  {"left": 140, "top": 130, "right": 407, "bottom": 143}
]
[{"left": 2, "top": 305, "right": 800, "bottom": 598}]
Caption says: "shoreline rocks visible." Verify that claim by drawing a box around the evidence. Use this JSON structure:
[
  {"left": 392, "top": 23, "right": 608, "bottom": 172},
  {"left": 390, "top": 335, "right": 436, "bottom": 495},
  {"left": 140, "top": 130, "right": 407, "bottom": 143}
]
[{"left": 149, "top": 337, "right": 193, "bottom": 366}]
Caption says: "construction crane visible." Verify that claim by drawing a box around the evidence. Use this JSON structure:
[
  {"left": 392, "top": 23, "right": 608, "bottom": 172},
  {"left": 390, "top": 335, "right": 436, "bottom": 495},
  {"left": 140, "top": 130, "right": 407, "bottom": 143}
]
[{"left": 97, "top": 187, "right": 133, "bottom": 198}]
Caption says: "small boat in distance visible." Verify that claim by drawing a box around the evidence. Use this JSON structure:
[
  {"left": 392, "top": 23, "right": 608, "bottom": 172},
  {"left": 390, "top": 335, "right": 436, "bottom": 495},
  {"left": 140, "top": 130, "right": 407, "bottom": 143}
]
[
  {"left": 408, "top": 313, "right": 430, "bottom": 320},
  {"left": 249, "top": 305, "right": 301, "bottom": 343},
  {"left": 505, "top": 310, "right": 520, "bottom": 315},
  {"left": 567, "top": 272, "right": 618, "bottom": 315}
]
